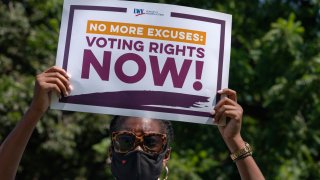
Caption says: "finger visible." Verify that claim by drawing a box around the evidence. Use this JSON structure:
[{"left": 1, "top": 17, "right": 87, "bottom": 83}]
[
  {"left": 215, "top": 111, "right": 226, "bottom": 124},
  {"left": 36, "top": 72, "right": 71, "bottom": 97},
  {"left": 215, "top": 104, "right": 240, "bottom": 122},
  {"left": 215, "top": 97, "right": 226, "bottom": 110},
  {"left": 215, "top": 97, "right": 237, "bottom": 110},
  {"left": 215, "top": 105, "right": 229, "bottom": 121},
  {"left": 44, "top": 72, "right": 71, "bottom": 91},
  {"left": 45, "top": 77, "right": 69, "bottom": 96},
  {"left": 209, "top": 109, "right": 216, "bottom": 118},
  {"left": 224, "top": 110, "right": 242, "bottom": 122},
  {"left": 224, "top": 110, "right": 237, "bottom": 120},
  {"left": 215, "top": 105, "right": 225, "bottom": 123},
  {"left": 218, "top": 88, "right": 237, "bottom": 102},
  {"left": 39, "top": 82, "right": 61, "bottom": 95},
  {"left": 219, "top": 105, "right": 239, "bottom": 111},
  {"left": 45, "top": 66, "right": 70, "bottom": 80}
]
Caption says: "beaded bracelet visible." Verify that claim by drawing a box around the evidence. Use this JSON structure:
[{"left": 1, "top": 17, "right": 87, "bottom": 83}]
[
  {"left": 230, "top": 142, "right": 253, "bottom": 162},
  {"left": 233, "top": 151, "right": 253, "bottom": 162}
]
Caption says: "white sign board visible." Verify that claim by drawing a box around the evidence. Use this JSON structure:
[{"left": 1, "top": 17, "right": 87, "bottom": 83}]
[{"left": 51, "top": 0, "right": 232, "bottom": 124}]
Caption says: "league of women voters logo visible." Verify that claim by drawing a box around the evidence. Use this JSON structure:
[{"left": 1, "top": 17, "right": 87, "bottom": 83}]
[
  {"left": 134, "top": 8, "right": 145, "bottom": 16},
  {"left": 53, "top": 1, "right": 231, "bottom": 123},
  {"left": 133, "top": 8, "right": 164, "bottom": 16}
]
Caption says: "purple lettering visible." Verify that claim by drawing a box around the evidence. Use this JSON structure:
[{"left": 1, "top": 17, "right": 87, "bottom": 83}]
[
  {"left": 149, "top": 42, "right": 159, "bottom": 53},
  {"left": 96, "top": 37, "right": 107, "bottom": 48},
  {"left": 86, "top": 36, "right": 96, "bottom": 47},
  {"left": 175, "top": 45, "right": 186, "bottom": 56},
  {"left": 115, "top": 53, "right": 146, "bottom": 83},
  {"left": 186, "top": 46, "right": 196, "bottom": 57},
  {"left": 197, "top": 48, "right": 205, "bottom": 58},
  {"left": 81, "top": 49, "right": 111, "bottom": 80},
  {"left": 150, "top": 56, "right": 192, "bottom": 88}
]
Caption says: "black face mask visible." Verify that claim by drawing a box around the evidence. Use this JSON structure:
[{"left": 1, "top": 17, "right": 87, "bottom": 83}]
[{"left": 111, "top": 149, "right": 167, "bottom": 180}]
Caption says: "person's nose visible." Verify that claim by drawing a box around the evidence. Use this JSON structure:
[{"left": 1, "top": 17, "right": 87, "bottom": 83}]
[{"left": 134, "top": 137, "right": 144, "bottom": 151}]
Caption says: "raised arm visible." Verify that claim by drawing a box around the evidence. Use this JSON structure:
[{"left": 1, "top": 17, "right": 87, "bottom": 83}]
[
  {"left": 214, "top": 88, "right": 264, "bottom": 180},
  {"left": 0, "top": 66, "right": 71, "bottom": 179}
]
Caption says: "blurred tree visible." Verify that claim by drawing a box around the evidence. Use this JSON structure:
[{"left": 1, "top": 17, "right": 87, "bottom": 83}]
[{"left": 0, "top": 0, "right": 319, "bottom": 179}]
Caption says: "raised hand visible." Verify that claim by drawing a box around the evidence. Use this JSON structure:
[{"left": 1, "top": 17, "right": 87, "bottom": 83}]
[
  {"left": 214, "top": 88, "right": 243, "bottom": 141},
  {"left": 30, "top": 66, "right": 71, "bottom": 114}
]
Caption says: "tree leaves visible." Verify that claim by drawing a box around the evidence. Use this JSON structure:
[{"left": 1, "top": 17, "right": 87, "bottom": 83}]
[{"left": 0, "top": 0, "right": 320, "bottom": 179}]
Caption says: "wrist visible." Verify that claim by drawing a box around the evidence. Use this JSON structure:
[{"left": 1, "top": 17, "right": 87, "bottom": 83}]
[
  {"left": 230, "top": 142, "right": 253, "bottom": 162},
  {"left": 29, "top": 100, "right": 48, "bottom": 115},
  {"left": 27, "top": 105, "right": 46, "bottom": 120},
  {"left": 223, "top": 135, "right": 245, "bottom": 153}
]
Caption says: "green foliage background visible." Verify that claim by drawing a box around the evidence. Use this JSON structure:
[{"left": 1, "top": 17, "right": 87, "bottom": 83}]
[{"left": 1, "top": 0, "right": 320, "bottom": 179}]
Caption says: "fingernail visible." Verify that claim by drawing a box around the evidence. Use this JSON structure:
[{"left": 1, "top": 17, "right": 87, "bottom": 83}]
[
  {"left": 69, "top": 85, "right": 73, "bottom": 91},
  {"left": 65, "top": 92, "right": 69, "bottom": 96},
  {"left": 67, "top": 73, "right": 72, "bottom": 78},
  {"left": 217, "top": 89, "right": 223, "bottom": 93},
  {"left": 211, "top": 110, "right": 216, "bottom": 115}
]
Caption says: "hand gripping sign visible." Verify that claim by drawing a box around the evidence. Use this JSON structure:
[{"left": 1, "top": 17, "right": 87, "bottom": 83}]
[{"left": 51, "top": 0, "right": 232, "bottom": 125}]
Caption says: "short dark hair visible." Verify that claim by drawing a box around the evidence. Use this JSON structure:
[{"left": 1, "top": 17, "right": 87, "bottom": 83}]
[{"left": 109, "top": 116, "right": 174, "bottom": 146}]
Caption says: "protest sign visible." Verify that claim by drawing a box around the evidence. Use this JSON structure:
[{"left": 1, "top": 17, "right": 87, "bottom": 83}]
[{"left": 51, "top": 0, "right": 232, "bottom": 124}]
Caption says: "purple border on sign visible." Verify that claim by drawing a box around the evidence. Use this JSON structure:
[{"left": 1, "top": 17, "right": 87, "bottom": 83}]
[
  {"left": 61, "top": 5, "right": 227, "bottom": 117},
  {"left": 170, "top": 12, "right": 225, "bottom": 102},
  {"left": 63, "top": 5, "right": 127, "bottom": 70}
]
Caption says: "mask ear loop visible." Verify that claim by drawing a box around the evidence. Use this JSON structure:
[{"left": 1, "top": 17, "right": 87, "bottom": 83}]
[
  {"left": 106, "top": 146, "right": 112, "bottom": 165},
  {"left": 157, "top": 165, "right": 169, "bottom": 180},
  {"left": 163, "top": 165, "right": 169, "bottom": 180},
  {"left": 157, "top": 146, "right": 170, "bottom": 180}
]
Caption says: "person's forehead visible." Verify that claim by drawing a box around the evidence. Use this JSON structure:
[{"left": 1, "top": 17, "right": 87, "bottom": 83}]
[{"left": 119, "top": 117, "right": 164, "bottom": 133}]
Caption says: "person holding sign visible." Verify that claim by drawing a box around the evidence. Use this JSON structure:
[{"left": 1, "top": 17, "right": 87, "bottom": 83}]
[{"left": 0, "top": 66, "right": 264, "bottom": 179}]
